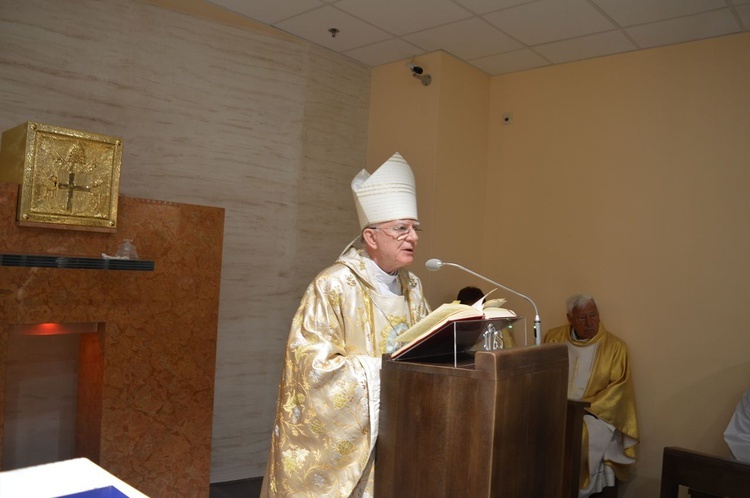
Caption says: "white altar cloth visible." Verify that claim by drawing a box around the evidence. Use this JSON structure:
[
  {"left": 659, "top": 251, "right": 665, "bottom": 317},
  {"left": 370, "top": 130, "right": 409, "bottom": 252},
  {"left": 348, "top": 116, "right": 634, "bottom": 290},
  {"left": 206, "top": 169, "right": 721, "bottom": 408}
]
[{"left": 0, "top": 458, "right": 148, "bottom": 498}]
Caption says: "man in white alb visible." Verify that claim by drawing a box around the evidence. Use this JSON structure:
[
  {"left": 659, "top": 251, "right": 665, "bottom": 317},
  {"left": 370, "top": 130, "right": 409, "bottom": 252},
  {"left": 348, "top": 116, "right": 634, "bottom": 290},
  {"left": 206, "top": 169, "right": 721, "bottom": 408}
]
[{"left": 544, "top": 294, "right": 639, "bottom": 498}]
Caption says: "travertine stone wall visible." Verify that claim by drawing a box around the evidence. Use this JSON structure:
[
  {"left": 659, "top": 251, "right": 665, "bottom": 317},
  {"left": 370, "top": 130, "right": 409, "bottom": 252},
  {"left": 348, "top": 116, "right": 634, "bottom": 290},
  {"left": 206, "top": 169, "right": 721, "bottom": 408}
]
[{"left": 0, "top": 0, "right": 370, "bottom": 482}]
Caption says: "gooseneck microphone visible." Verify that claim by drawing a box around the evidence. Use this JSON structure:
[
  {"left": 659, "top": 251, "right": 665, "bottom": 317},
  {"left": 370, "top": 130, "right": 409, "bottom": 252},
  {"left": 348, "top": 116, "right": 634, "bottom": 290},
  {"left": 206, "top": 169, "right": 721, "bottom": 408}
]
[{"left": 425, "top": 258, "right": 542, "bottom": 345}]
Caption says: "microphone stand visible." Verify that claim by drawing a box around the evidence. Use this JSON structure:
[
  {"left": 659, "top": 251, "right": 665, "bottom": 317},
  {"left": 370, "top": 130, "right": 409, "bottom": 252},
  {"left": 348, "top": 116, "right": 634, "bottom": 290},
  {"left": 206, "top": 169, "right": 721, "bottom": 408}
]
[{"left": 428, "top": 259, "right": 542, "bottom": 345}]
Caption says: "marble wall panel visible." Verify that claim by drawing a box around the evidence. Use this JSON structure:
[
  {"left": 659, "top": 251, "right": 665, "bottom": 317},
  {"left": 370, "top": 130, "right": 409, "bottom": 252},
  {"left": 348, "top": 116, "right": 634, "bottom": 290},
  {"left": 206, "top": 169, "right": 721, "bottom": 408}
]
[
  {"left": 0, "top": 0, "right": 371, "bottom": 483},
  {"left": 0, "top": 184, "right": 225, "bottom": 497}
]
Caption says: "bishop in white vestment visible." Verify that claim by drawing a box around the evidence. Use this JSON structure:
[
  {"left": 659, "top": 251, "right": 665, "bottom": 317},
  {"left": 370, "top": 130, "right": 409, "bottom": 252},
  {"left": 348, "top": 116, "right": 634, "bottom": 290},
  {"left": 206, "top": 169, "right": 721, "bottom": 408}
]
[{"left": 261, "top": 153, "right": 430, "bottom": 497}]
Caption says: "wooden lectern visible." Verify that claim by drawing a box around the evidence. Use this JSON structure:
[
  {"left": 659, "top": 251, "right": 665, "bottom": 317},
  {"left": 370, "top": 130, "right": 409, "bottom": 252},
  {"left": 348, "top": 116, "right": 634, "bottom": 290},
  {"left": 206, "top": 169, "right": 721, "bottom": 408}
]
[{"left": 375, "top": 343, "right": 568, "bottom": 498}]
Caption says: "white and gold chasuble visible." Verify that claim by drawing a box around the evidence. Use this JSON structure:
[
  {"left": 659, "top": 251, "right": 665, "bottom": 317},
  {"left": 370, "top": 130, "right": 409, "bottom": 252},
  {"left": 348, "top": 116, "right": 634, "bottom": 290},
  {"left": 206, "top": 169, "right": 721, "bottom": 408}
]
[
  {"left": 261, "top": 248, "right": 430, "bottom": 497},
  {"left": 544, "top": 323, "right": 639, "bottom": 495}
]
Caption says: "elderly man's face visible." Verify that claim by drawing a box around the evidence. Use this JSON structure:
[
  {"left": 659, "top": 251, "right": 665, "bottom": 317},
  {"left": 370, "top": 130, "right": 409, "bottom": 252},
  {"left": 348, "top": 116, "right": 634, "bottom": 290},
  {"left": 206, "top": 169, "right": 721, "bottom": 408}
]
[
  {"left": 363, "top": 219, "right": 420, "bottom": 273},
  {"left": 567, "top": 301, "right": 600, "bottom": 340}
]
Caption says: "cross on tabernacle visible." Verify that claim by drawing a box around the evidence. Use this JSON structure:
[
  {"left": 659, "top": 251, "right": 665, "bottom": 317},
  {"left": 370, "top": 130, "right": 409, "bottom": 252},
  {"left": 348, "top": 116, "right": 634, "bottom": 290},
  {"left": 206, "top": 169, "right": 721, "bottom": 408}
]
[{"left": 56, "top": 170, "right": 91, "bottom": 211}]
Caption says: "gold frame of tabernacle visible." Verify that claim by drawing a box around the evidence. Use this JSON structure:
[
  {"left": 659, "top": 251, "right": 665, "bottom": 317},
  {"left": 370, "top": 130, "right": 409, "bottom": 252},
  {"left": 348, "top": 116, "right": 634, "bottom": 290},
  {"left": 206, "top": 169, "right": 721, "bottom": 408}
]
[{"left": 0, "top": 121, "right": 122, "bottom": 232}]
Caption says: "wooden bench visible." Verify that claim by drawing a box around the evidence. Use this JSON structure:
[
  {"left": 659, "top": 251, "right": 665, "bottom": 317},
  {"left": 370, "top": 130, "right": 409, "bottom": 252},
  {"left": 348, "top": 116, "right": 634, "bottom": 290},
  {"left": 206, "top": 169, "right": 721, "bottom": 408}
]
[{"left": 660, "top": 446, "right": 750, "bottom": 498}]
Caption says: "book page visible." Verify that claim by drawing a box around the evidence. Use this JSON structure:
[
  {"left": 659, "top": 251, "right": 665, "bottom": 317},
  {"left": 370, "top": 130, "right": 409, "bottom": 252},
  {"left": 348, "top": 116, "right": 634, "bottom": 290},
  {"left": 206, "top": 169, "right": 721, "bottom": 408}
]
[
  {"left": 393, "top": 302, "right": 481, "bottom": 344},
  {"left": 483, "top": 297, "right": 507, "bottom": 309},
  {"left": 391, "top": 300, "right": 520, "bottom": 359},
  {"left": 483, "top": 306, "right": 516, "bottom": 319}
]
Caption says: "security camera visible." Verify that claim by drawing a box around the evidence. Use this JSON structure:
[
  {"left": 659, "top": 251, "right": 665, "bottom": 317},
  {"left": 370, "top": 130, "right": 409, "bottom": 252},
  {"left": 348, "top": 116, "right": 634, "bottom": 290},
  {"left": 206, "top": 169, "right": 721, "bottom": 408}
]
[
  {"left": 406, "top": 62, "right": 432, "bottom": 86},
  {"left": 407, "top": 63, "right": 424, "bottom": 75}
]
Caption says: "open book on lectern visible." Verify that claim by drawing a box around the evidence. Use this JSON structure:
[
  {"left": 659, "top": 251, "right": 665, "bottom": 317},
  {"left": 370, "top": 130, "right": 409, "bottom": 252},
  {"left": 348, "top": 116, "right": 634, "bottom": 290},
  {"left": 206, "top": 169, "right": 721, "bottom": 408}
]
[{"left": 390, "top": 299, "right": 518, "bottom": 360}]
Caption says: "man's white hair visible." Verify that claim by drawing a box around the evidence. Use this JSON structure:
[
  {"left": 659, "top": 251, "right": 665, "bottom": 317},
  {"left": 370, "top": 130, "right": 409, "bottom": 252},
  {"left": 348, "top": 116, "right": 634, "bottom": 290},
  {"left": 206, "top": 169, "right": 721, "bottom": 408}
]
[{"left": 566, "top": 294, "right": 596, "bottom": 314}]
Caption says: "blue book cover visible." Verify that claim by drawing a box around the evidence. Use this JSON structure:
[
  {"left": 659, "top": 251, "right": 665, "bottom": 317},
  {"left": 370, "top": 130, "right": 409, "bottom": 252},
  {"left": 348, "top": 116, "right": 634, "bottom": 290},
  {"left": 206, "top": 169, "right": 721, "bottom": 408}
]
[{"left": 57, "top": 486, "right": 130, "bottom": 498}]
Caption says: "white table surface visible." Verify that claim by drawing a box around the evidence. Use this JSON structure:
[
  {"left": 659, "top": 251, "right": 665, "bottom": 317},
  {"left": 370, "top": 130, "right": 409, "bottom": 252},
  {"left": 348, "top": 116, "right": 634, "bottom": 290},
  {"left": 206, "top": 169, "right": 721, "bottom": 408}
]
[{"left": 0, "top": 458, "right": 149, "bottom": 498}]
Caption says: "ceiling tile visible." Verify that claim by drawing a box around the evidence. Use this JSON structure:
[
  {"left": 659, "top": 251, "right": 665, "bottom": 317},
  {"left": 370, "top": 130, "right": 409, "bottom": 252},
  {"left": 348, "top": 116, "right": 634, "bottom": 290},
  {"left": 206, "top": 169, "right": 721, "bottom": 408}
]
[
  {"left": 335, "top": 0, "right": 473, "bottom": 36},
  {"left": 534, "top": 30, "right": 636, "bottom": 64},
  {"left": 592, "top": 0, "right": 728, "bottom": 27},
  {"left": 626, "top": 9, "right": 740, "bottom": 48},
  {"left": 452, "top": 0, "right": 537, "bottom": 15},
  {"left": 738, "top": 5, "right": 750, "bottom": 25},
  {"left": 207, "top": 0, "right": 323, "bottom": 25},
  {"left": 274, "top": 6, "right": 392, "bottom": 52},
  {"left": 344, "top": 38, "right": 426, "bottom": 67},
  {"left": 470, "top": 48, "right": 550, "bottom": 75},
  {"left": 208, "top": 0, "right": 749, "bottom": 75},
  {"left": 484, "top": 0, "right": 616, "bottom": 46},
  {"left": 404, "top": 18, "right": 523, "bottom": 59}
]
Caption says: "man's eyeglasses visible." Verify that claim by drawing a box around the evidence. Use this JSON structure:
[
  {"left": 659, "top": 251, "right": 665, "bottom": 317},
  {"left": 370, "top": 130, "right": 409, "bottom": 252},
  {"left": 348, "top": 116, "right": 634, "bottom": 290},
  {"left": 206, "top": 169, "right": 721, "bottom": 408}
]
[{"left": 368, "top": 224, "right": 422, "bottom": 241}]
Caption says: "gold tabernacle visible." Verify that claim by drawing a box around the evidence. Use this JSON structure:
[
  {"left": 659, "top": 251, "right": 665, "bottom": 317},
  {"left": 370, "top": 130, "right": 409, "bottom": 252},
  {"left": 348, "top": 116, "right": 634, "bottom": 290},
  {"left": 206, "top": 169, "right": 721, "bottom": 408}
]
[{"left": 0, "top": 121, "right": 122, "bottom": 231}]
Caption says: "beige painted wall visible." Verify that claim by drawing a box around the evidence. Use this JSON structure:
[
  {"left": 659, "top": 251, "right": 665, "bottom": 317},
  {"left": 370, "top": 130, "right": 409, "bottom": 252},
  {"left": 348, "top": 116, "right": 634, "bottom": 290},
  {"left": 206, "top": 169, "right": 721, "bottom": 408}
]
[
  {"left": 368, "top": 52, "right": 491, "bottom": 307},
  {"left": 369, "top": 34, "right": 750, "bottom": 497},
  {"left": 488, "top": 32, "right": 750, "bottom": 497}
]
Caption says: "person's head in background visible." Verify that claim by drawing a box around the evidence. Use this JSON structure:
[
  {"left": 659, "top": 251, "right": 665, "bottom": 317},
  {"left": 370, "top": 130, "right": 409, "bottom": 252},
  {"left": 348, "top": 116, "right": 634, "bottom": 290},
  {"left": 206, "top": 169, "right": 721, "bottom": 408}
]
[
  {"left": 457, "top": 286, "right": 484, "bottom": 305},
  {"left": 566, "top": 294, "right": 600, "bottom": 340}
]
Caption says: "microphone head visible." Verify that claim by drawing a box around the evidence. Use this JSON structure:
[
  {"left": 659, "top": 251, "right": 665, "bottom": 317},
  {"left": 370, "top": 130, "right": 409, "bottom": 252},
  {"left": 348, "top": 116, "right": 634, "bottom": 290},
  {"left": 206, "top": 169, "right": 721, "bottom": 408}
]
[{"left": 425, "top": 258, "right": 443, "bottom": 271}]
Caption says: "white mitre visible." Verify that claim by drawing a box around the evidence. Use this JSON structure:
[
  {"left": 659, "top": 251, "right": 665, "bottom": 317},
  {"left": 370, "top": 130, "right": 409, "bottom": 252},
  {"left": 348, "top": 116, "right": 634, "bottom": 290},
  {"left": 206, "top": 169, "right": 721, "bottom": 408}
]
[{"left": 351, "top": 152, "right": 418, "bottom": 230}]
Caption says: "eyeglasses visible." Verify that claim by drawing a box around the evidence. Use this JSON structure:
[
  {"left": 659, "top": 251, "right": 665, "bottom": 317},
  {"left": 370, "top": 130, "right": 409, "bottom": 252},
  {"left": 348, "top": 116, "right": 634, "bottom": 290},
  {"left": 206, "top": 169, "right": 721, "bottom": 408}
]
[{"left": 368, "top": 224, "right": 423, "bottom": 241}]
